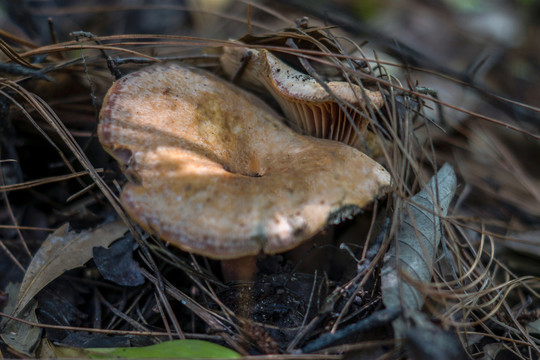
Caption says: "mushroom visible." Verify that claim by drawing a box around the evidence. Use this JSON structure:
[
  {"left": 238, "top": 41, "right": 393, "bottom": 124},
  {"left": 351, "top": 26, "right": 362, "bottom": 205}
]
[
  {"left": 99, "top": 64, "right": 390, "bottom": 280},
  {"left": 220, "top": 46, "right": 385, "bottom": 152}
]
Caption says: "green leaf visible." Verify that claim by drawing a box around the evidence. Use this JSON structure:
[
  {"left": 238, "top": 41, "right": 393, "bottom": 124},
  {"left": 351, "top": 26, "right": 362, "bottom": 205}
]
[{"left": 56, "top": 340, "right": 241, "bottom": 359}]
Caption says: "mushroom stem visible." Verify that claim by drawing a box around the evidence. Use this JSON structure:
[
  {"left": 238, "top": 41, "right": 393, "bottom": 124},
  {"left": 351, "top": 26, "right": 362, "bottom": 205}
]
[
  {"left": 221, "top": 255, "right": 258, "bottom": 282},
  {"left": 221, "top": 256, "right": 257, "bottom": 318}
]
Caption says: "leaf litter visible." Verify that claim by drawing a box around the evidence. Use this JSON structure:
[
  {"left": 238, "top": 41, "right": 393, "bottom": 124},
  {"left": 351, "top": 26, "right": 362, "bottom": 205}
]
[
  {"left": 93, "top": 234, "right": 144, "bottom": 287},
  {"left": 381, "top": 163, "right": 457, "bottom": 337},
  {"left": 13, "top": 221, "right": 127, "bottom": 315},
  {"left": 0, "top": 1, "right": 539, "bottom": 359},
  {"left": 0, "top": 283, "right": 41, "bottom": 357}
]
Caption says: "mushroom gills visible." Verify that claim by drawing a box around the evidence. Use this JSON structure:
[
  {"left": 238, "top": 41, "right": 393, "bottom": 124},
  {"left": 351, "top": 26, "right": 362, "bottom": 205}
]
[{"left": 220, "top": 46, "right": 384, "bottom": 152}]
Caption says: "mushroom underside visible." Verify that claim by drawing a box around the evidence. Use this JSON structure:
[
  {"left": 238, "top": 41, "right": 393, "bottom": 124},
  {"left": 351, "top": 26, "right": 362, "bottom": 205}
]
[
  {"left": 271, "top": 96, "right": 371, "bottom": 150},
  {"left": 220, "top": 46, "right": 385, "bottom": 151},
  {"left": 99, "top": 64, "right": 391, "bottom": 259}
]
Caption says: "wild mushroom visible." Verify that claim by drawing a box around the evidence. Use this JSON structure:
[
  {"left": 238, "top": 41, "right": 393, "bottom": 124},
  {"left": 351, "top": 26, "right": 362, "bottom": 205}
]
[
  {"left": 99, "top": 64, "right": 390, "bottom": 280},
  {"left": 220, "top": 46, "right": 385, "bottom": 152}
]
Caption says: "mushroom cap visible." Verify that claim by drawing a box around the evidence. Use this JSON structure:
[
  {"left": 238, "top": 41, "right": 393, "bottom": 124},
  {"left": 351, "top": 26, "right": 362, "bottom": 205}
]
[
  {"left": 99, "top": 64, "right": 390, "bottom": 260},
  {"left": 220, "top": 46, "right": 384, "bottom": 151}
]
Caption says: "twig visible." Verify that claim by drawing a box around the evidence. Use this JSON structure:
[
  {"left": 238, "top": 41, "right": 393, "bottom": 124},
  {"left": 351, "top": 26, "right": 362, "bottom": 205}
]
[
  {"left": 70, "top": 30, "right": 122, "bottom": 79},
  {"left": 0, "top": 63, "right": 50, "bottom": 80},
  {"left": 300, "top": 307, "right": 401, "bottom": 353},
  {"left": 113, "top": 54, "right": 219, "bottom": 65}
]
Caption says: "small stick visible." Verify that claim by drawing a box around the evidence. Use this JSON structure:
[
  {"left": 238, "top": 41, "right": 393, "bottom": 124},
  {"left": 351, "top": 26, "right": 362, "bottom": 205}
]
[
  {"left": 47, "top": 18, "right": 59, "bottom": 45},
  {"left": 70, "top": 31, "right": 122, "bottom": 79},
  {"left": 247, "top": 3, "right": 253, "bottom": 34},
  {"left": 113, "top": 54, "right": 220, "bottom": 65},
  {"left": 0, "top": 63, "right": 50, "bottom": 80},
  {"left": 300, "top": 307, "right": 401, "bottom": 353}
]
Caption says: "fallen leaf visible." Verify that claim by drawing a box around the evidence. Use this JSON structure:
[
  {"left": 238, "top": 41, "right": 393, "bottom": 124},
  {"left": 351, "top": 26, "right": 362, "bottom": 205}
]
[
  {"left": 36, "top": 338, "right": 58, "bottom": 359},
  {"left": 405, "top": 312, "right": 465, "bottom": 360},
  {"left": 52, "top": 339, "right": 241, "bottom": 359},
  {"left": 14, "top": 221, "right": 128, "bottom": 315},
  {"left": 0, "top": 283, "right": 41, "bottom": 356},
  {"left": 381, "top": 163, "right": 457, "bottom": 337},
  {"left": 93, "top": 234, "right": 144, "bottom": 287}
]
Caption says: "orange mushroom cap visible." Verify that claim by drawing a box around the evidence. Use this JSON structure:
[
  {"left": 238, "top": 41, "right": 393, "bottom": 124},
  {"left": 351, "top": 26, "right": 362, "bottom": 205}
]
[{"left": 99, "top": 64, "right": 390, "bottom": 260}]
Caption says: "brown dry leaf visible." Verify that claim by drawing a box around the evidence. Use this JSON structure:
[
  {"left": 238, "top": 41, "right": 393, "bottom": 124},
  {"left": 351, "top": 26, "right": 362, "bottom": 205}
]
[
  {"left": 0, "top": 283, "right": 41, "bottom": 357},
  {"left": 13, "top": 221, "right": 128, "bottom": 315}
]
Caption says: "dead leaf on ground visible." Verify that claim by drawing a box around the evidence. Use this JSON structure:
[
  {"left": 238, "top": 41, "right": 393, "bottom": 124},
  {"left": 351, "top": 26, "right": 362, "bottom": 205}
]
[
  {"left": 13, "top": 221, "right": 128, "bottom": 316},
  {"left": 381, "top": 163, "right": 457, "bottom": 337},
  {"left": 93, "top": 234, "right": 144, "bottom": 287},
  {"left": 0, "top": 283, "right": 41, "bottom": 356}
]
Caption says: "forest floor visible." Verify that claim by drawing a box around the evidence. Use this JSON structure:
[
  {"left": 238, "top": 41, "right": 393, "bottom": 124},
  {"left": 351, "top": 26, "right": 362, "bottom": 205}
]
[{"left": 0, "top": 1, "right": 539, "bottom": 359}]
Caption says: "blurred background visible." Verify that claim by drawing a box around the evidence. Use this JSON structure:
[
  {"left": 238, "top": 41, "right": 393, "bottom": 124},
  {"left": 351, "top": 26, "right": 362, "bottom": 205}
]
[{"left": 1, "top": 0, "right": 538, "bottom": 107}]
